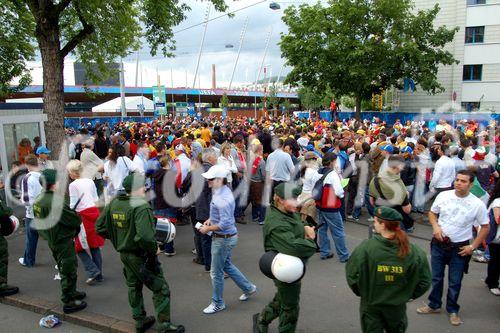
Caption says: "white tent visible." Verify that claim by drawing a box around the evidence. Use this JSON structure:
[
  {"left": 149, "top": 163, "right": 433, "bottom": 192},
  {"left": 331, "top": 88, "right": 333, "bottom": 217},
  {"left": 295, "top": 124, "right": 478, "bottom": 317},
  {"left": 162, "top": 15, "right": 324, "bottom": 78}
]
[{"left": 92, "top": 96, "right": 154, "bottom": 113}]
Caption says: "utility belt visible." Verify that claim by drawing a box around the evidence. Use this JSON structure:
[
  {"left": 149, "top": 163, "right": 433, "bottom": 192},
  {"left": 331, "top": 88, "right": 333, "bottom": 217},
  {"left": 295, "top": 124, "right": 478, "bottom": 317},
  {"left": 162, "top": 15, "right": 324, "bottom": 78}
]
[
  {"left": 431, "top": 237, "right": 469, "bottom": 249},
  {"left": 212, "top": 232, "right": 237, "bottom": 239}
]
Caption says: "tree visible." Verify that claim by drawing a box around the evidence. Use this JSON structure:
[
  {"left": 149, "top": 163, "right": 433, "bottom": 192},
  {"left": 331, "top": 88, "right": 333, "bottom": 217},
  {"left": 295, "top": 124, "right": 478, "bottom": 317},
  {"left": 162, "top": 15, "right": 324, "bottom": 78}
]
[
  {"left": 220, "top": 92, "right": 230, "bottom": 109},
  {"left": 280, "top": 0, "right": 458, "bottom": 119},
  {"left": 0, "top": 2, "right": 35, "bottom": 100},
  {"left": 267, "top": 83, "right": 280, "bottom": 114},
  {"left": 282, "top": 99, "right": 292, "bottom": 113},
  {"left": 0, "top": 0, "right": 228, "bottom": 151},
  {"left": 297, "top": 86, "right": 322, "bottom": 111}
]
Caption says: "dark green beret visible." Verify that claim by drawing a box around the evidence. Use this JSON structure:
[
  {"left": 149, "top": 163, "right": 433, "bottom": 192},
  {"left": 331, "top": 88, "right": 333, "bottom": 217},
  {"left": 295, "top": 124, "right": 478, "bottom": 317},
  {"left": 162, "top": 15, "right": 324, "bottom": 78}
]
[
  {"left": 122, "top": 173, "right": 146, "bottom": 193},
  {"left": 40, "top": 169, "right": 57, "bottom": 186},
  {"left": 374, "top": 206, "right": 403, "bottom": 222},
  {"left": 274, "top": 183, "right": 301, "bottom": 200}
]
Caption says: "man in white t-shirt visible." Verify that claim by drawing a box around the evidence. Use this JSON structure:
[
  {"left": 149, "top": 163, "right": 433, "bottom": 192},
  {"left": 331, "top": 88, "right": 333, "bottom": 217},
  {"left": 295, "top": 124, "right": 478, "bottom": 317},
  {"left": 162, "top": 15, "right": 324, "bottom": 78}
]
[{"left": 417, "top": 170, "right": 489, "bottom": 326}]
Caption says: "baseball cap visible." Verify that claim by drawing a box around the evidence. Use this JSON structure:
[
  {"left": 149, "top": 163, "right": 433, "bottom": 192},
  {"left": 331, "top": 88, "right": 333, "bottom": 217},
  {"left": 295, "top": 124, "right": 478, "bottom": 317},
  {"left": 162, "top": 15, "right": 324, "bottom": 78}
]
[
  {"left": 379, "top": 144, "right": 394, "bottom": 154},
  {"left": 274, "top": 183, "right": 301, "bottom": 200},
  {"left": 202, "top": 164, "right": 229, "bottom": 179},
  {"left": 36, "top": 146, "right": 51, "bottom": 155},
  {"left": 400, "top": 146, "right": 413, "bottom": 154}
]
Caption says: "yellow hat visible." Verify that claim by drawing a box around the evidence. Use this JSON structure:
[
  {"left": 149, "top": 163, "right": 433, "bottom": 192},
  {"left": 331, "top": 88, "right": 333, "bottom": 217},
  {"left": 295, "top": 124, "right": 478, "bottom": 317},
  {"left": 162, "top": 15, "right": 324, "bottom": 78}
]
[
  {"left": 251, "top": 138, "right": 262, "bottom": 146},
  {"left": 465, "top": 129, "right": 474, "bottom": 137},
  {"left": 356, "top": 129, "right": 366, "bottom": 135}
]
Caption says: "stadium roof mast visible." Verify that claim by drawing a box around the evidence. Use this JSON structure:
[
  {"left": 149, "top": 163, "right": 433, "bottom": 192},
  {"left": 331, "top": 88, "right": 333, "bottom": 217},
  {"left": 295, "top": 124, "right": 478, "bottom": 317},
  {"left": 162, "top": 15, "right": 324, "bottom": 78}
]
[
  {"left": 228, "top": 17, "right": 249, "bottom": 90},
  {"left": 193, "top": 4, "right": 211, "bottom": 89}
]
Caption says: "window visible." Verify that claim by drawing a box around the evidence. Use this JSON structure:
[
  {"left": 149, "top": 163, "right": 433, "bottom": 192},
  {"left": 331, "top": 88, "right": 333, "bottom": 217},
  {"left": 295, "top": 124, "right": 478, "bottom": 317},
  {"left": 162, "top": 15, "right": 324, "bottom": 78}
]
[
  {"left": 462, "top": 102, "right": 481, "bottom": 112},
  {"left": 467, "top": 0, "right": 486, "bottom": 5},
  {"left": 463, "top": 65, "right": 482, "bottom": 81},
  {"left": 465, "top": 26, "right": 484, "bottom": 43}
]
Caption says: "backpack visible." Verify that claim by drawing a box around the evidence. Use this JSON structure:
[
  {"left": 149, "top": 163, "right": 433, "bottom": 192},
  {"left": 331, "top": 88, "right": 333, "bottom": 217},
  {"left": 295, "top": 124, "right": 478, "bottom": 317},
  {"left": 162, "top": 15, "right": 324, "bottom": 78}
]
[
  {"left": 338, "top": 151, "right": 353, "bottom": 178},
  {"left": 311, "top": 171, "right": 329, "bottom": 202}
]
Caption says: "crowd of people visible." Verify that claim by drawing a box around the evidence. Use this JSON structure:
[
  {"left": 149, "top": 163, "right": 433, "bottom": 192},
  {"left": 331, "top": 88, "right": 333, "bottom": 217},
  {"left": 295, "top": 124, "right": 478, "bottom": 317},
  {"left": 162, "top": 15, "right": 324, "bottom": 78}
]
[{"left": 0, "top": 113, "right": 499, "bottom": 332}]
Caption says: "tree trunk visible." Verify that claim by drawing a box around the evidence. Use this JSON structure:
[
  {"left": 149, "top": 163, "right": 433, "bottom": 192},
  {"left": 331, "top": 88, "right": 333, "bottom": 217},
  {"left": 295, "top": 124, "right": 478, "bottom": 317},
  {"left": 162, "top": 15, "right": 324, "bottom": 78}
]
[
  {"left": 355, "top": 95, "right": 362, "bottom": 121},
  {"left": 37, "top": 20, "right": 65, "bottom": 156}
]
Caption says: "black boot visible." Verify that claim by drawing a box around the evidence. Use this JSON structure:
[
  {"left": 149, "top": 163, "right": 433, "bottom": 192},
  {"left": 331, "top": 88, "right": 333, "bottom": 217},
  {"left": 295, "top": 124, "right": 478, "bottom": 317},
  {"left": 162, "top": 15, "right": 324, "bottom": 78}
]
[
  {"left": 72, "top": 291, "right": 86, "bottom": 300},
  {"left": 136, "top": 316, "right": 156, "bottom": 333},
  {"left": 159, "top": 323, "right": 185, "bottom": 333},
  {"left": 63, "top": 300, "right": 87, "bottom": 314},
  {"left": 0, "top": 285, "right": 19, "bottom": 297}
]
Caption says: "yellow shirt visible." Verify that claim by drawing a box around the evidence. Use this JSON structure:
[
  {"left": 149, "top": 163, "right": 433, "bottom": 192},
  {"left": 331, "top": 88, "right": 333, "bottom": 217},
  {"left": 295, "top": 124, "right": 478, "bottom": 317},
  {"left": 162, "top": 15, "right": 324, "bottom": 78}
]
[{"left": 200, "top": 128, "right": 211, "bottom": 143}]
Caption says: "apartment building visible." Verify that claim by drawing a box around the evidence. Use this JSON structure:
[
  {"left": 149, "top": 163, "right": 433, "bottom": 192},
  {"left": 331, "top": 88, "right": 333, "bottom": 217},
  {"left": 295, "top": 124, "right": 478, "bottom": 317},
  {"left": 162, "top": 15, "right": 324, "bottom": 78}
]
[{"left": 398, "top": 0, "right": 500, "bottom": 113}]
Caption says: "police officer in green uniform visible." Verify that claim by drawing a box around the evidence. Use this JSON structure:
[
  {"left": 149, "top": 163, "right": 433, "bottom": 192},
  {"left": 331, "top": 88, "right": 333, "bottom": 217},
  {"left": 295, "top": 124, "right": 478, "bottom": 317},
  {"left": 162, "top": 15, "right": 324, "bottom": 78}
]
[
  {"left": 33, "top": 169, "right": 87, "bottom": 313},
  {"left": 0, "top": 199, "right": 19, "bottom": 297},
  {"left": 254, "top": 183, "right": 317, "bottom": 333},
  {"left": 346, "top": 206, "right": 432, "bottom": 333},
  {"left": 96, "top": 173, "right": 184, "bottom": 333}
]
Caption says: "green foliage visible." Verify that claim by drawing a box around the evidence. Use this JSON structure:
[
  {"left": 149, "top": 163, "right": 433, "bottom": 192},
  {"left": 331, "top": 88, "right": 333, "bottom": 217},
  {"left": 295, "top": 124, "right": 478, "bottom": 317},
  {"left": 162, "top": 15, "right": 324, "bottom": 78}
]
[
  {"left": 280, "top": 0, "right": 458, "bottom": 116},
  {"left": 220, "top": 92, "right": 230, "bottom": 109},
  {"left": 0, "top": 0, "right": 229, "bottom": 91},
  {"left": 282, "top": 99, "right": 292, "bottom": 111},
  {"left": 0, "top": 1, "right": 35, "bottom": 98},
  {"left": 267, "top": 84, "right": 280, "bottom": 110}
]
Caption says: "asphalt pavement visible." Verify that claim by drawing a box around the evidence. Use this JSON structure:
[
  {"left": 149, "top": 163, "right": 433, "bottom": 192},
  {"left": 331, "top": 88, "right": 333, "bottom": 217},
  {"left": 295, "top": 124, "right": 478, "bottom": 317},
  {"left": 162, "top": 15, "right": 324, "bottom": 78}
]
[{"left": 2, "top": 210, "right": 499, "bottom": 333}]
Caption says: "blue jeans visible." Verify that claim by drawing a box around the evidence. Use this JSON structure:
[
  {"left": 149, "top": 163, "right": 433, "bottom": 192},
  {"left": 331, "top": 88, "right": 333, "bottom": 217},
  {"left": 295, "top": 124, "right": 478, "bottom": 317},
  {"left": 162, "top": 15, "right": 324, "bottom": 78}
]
[
  {"left": 428, "top": 243, "right": 468, "bottom": 313},
  {"left": 317, "top": 210, "right": 350, "bottom": 262},
  {"left": 251, "top": 205, "right": 266, "bottom": 223},
  {"left": 210, "top": 236, "right": 254, "bottom": 307},
  {"left": 154, "top": 209, "right": 176, "bottom": 253},
  {"left": 23, "top": 218, "right": 39, "bottom": 267},
  {"left": 77, "top": 248, "right": 103, "bottom": 279},
  {"left": 353, "top": 187, "right": 374, "bottom": 219}
]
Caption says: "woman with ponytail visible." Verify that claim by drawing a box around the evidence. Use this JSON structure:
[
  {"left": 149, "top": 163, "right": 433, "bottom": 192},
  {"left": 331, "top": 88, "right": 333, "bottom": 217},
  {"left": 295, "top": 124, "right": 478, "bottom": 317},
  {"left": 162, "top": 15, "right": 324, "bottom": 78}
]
[{"left": 346, "top": 206, "right": 431, "bottom": 332}]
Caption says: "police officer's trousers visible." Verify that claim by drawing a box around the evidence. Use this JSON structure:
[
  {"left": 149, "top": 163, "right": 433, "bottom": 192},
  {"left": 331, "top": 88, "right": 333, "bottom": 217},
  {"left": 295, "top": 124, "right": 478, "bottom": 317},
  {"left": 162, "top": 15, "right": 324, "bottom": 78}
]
[
  {"left": 49, "top": 241, "right": 78, "bottom": 304},
  {"left": 120, "top": 253, "right": 171, "bottom": 329},
  {"left": 0, "top": 236, "right": 8, "bottom": 288},
  {"left": 360, "top": 302, "right": 407, "bottom": 333},
  {"left": 259, "top": 280, "right": 301, "bottom": 333}
]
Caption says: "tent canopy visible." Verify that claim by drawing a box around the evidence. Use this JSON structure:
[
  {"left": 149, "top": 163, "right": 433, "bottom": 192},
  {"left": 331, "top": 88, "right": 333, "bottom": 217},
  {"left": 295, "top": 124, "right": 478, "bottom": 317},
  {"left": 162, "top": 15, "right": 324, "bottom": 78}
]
[{"left": 92, "top": 96, "right": 154, "bottom": 113}]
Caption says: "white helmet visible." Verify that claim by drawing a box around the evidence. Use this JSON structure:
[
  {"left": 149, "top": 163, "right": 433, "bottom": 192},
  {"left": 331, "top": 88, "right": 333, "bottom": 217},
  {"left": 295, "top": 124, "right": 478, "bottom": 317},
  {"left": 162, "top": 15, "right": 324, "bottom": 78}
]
[
  {"left": 155, "top": 218, "right": 176, "bottom": 244},
  {"left": 259, "top": 251, "right": 305, "bottom": 284}
]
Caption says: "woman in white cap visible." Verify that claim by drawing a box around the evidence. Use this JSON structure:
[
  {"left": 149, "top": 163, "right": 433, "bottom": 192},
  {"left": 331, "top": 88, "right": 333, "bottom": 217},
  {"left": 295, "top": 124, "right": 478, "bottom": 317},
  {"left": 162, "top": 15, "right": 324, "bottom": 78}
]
[{"left": 199, "top": 164, "right": 257, "bottom": 314}]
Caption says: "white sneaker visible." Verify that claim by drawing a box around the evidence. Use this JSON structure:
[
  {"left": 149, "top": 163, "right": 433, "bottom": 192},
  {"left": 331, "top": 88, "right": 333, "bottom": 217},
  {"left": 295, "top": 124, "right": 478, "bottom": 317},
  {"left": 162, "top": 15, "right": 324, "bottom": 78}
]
[
  {"left": 203, "top": 302, "right": 226, "bottom": 314},
  {"left": 367, "top": 217, "right": 375, "bottom": 222},
  {"left": 490, "top": 288, "right": 500, "bottom": 296},
  {"left": 239, "top": 285, "right": 257, "bottom": 301},
  {"left": 18, "top": 258, "right": 26, "bottom": 266}
]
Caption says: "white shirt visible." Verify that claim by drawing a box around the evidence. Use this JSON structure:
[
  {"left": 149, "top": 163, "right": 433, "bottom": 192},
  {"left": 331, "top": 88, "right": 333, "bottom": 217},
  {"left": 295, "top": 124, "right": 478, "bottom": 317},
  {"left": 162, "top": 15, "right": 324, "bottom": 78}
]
[
  {"left": 21, "top": 171, "right": 42, "bottom": 218},
  {"left": 175, "top": 153, "right": 192, "bottom": 183},
  {"left": 301, "top": 168, "right": 323, "bottom": 193},
  {"left": 430, "top": 155, "right": 455, "bottom": 190},
  {"left": 323, "top": 170, "right": 345, "bottom": 198},
  {"left": 217, "top": 155, "right": 237, "bottom": 183},
  {"left": 132, "top": 153, "right": 148, "bottom": 174},
  {"left": 297, "top": 137, "right": 309, "bottom": 148},
  {"left": 488, "top": 198, "right": 500, "bottom": 243},
  {"left": 69, "top": 178, "right": 98, "bottom": 212},
  {"left": 266, "top": 148, "right": 295, "bottom": 181},
  {"left": 431, "top": 190, "right": 489, "bottom": 242},
  {"left": 104, "top": 156, "right": 137, "bottom": 192}
]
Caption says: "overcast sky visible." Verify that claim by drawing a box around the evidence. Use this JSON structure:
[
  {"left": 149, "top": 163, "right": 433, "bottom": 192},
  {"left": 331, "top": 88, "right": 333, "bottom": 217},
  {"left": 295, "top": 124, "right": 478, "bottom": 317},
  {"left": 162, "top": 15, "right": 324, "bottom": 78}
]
[{"left": 26, "top": 0, "right": 318, "bottom": 89}]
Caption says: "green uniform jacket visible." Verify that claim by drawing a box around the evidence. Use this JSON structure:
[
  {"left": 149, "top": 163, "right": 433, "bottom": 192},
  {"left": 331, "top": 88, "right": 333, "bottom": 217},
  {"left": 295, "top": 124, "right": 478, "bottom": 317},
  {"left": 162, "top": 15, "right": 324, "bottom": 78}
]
[
  {"left": 96, "top": 194, "right": 157, "bottom": 256},
  {"left": 263, "top": 205, "right": 316, "bottom": 260},
  {"left": 33, "top": 191, "right": 81, "bottom": 245},
  {"left": 346, "top": 235, "right": 431, "bottom": 306},
  {"left": 0, "top": 200, "right": 13, "bottom": 216}
]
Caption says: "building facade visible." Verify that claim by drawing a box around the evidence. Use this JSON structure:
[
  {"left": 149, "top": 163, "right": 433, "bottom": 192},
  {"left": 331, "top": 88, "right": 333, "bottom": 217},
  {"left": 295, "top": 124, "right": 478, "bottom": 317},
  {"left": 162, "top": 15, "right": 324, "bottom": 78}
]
[{"left": 399, "top": 0, "right": 500, "bottom": 113}]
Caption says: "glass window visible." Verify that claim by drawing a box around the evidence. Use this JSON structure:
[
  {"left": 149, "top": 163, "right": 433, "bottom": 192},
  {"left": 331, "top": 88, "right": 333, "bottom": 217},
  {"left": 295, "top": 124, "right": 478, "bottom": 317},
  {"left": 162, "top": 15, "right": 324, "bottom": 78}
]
[
  {"left": 467, "top": 0, "right": 486, "bottom": 5},
  {"left": 462, "top": 102, "right": 481, "bottom": 112},
  {"left": 463, "top": 65, "right": 482, "bottom": 81},
  {"left": 465, "top": 26, "right": 485, "bottom": 43}
]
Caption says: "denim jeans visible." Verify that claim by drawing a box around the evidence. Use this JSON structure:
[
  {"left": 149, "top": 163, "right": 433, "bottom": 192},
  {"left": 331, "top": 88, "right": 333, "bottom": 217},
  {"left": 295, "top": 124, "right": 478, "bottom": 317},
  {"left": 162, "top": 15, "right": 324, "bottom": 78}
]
[
  {"left": 251, "top": 205, "right": 266, "bottom": 223},
  {"left": 154, "top": 209, "right": 176, "bottom": 253},
  {"left": 77, "top": 248, "right": 103, "bottom": 279},
  {"left": 194, "top": 220, "right": 212, "bottom": 270},
  {"left": 23, "top": 218, "right": 39, "bottom": 267},
  {"left": 317, "top": 210, "right": 350, "bottom": 262},
  {"left": 353, "top": 187, "right": 374, "bottom": 219},
  {"left": 210, "top": 236, "right": 254, "bottom": 306},
  {"left": 428, "top": 243, "right": 468, "bottom": 313}
]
